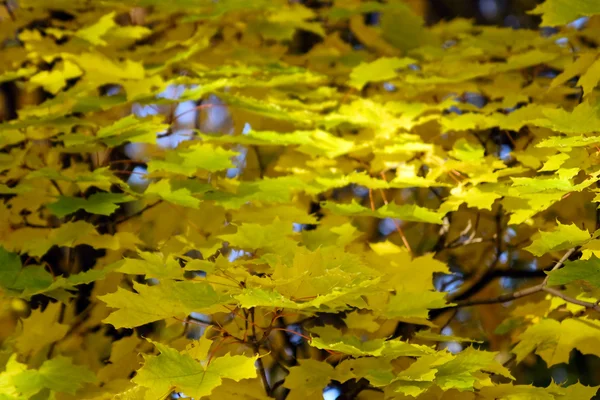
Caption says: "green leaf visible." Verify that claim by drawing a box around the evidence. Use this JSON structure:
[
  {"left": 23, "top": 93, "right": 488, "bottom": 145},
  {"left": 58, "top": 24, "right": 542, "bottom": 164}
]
[
  {"left": 203, "top": 129, "right": 355, "bottom": 158},
  {"left": 377, "top": 203, "right": 445, "bottom": 224},
  {"left": 133, "top": 340, "right": 257, "bottom": 399},
  {"left": 63, "top": 52, "right": 146, "bottom": 82},
  {"left": 234, "top": 288, "right": 299, "bottom": 310},
  {"left": 74, "top": 12, "right": 116, "bottom": 46},
  {"left": 12, "top": 221, "right": 96, "bottom": 257},
  {"left": 235, "top": 277, "right": 377, "bottom": 311},
  {"left": 481, "top": 382, "right": 599, "bottom": 400},
  {"left": 283, "top": 359, "right": 336, "bottom": 397},
  {"left": 578, "top": 58, "right": 600, "bottom": 97},
  {"left": 384, "top": 290, "right": 449, "bottom": 324},
  {"left": 349, "top": 57, "right": 415, "bottom": 89},
  {"left": 29, "top": 61, "right": 82, "bottom": 94},
  {"left": 534, "top": 100, "right": 600, "bottom": 135},
  {"left": 114, "top": 250, "right": 214, "bottom": 279},
  {"left": 28, "top": 265, "right": 120, "bottom": 298},
  {"left": 529, "top": 0, "right": 600, "bottom": 26},
  {"left": 96, "top": 115, "right": 169, "bottom": 146},
  {"left": 147, "top": 143, "right": 238, "bottom": 175},
  {"left": 546, "top": 256, "right": 600, "bottom": 288},
  {"left": 0, "top": 246, "right": 22, "bottom": 290},
  {"left": 440, "top": 185, "right": 503, "bottom": 213},
  {"left": 14, "top": 302, "right": 69, "bottom": 358},
  {"left": 539, "top": 153, "right": 570, "bottom": 172},
  {"left": 25, "top": 167, "right": 118, "bottom": 191},
  {"left": 449, "top": 138, "right": 485, "bottom": 162},
  {"left": 47, "top": 193, "right": 134, "bottom": 217},
  {"left": 0, "top": 247, "right": 55, "bottom": 296},
  {"left": 523, "top": 222, "right": 591, "bottom": 256},
  {"left": 433, "top": 347, "right": 513, "bottom": 391},
  {"left": 309, "top": 326, "right": 434, "bottom": 357},
  {"left": 550, "top": 53, "right": 597, "bottom": 90},
  {"left": 512, "top": 317, "right": 600, "bottom": 366},
  {"left": 0, "top": 355, "right": 96, "bottom": 398},
  {"left": 321, "top": 200, "right": 444, "bottom": 224},
  {"left": 218, "top": 219, "right": 295, "bottom": 252},
  {"left": 145, "top": 179, "right": 202, "bottom": 208},
  {"left": 380, "top": 2, "right": 437, "bottom": 52},
  {"left": 3, "top": 222, "right": 142, "bottom": 260},
  {"left": 0, "top": 67, "right": 37, "bottom": 84},
  {"left": 204, "top": 176, "right": 309, "bottom": 209},
  {"left": 98, "top": 280, "right": 231, "bottom": 328},
  {"left": 327, "top": 1, "right": 387, "bottom": 20},
  {"left": 0, "top": 245, "right": 118, "bottom": 298},
  {"left": 536, "top": 134, "right": 600, "bottom": 148}
]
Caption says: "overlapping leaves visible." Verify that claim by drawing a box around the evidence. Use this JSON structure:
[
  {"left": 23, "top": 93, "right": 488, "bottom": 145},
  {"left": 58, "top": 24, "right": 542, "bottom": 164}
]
[{"left": 2, "top": 0, "right": 600, "bottom": 399}]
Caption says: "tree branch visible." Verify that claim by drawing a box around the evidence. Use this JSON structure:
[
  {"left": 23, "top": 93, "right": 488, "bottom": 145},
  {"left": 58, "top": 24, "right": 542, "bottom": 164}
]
[
  {"left": 441, "top": 249, "right": 596, "bottom": 314},
  {"left": 432, "top": 247, "right": 579, "bottom": 320},
  {"left": 449, "top": 283, "right": 543, "bottom": 308},
  {"left": 251, "top": 308, "right": 272, "bottom": 397}
]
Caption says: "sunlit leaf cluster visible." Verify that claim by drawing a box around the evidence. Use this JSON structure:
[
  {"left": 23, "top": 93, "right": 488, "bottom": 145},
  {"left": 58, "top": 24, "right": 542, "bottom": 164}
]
[{"left": 2, "top": 0, "right": 600, "bottom": 399}]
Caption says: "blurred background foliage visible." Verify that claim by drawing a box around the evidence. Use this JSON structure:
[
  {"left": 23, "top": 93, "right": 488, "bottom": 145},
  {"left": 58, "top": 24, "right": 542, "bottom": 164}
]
[{"left": 2, "top": 0, "right": 600, "bottom": 399}]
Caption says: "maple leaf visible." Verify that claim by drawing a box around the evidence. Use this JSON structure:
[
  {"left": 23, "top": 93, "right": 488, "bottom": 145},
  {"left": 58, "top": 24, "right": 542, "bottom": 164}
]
[
  {"left": 0, "top": 245, "right": 119, "bottom": 299},
  {"left": 47, "top": 193, "right": 134, "bottom": 217},
  {"left": 145, "top": 179, "right": 202, "bottom": 208},
  {"left": 384, "top": 290, "right": 449, "bottom": 324},
  {"left": 96, "top": 115, "right": 169, "bottom": 146},
  {"left": 529, "top": 0, "right": 600, "bottom": 26},
  {"left": 512, "top": 317, "right": 600, "bottom": 366},
  {"left": 550, "top": 53, "right": 597, "bottom": 90},
  {"left": 113, "top": 249, "right": 215, "bottom": 279},
  {"left": 29, "top": 60, "right": 82, "bottom": 94},
  {"left": 74, "top": 11, "right": 116, "bottom": 46},
  {"left": 449, "top": 138, "right": 485, "bottom": 162},
  {"left": 147, "top": 143, "right": 238, "bottom": 175},
  {"left": 6, "top": 1, "right": 600, "bottom": 399},
  {"left": 309, "top": 326, "right": 434, "bottom": 358},
  {"left": 524, "top": 222, "right": 591, "bottom": 256},
  {"left": 349, "top": 57, "right": 415, "bottom": 89},
  {"left": 481, "top": 381, "right": 599, "bottom": 400},
  {"left": 321, "top": 200, "right": 444, "bottom": 224},
  {"left": 98, "top": 280, "right": 232, "bottom": 328},
  {"left": 133, "top": 340, "right": 257, "bottom": 399},
  {"left": 0, "top": 354, "right": 96, "bottom": 398},
  {"left": 283, "top": 359, "right": 337, "bottom": 398},
  {"left": 14, "top": 303, "right": 69, "bottom": 357}
]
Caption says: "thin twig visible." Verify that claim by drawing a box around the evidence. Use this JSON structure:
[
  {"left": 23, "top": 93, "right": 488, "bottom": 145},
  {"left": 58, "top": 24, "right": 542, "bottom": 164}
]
[
  {"left": 541, "top": 247, "right": 577, "bottom": 286},
  {"left": 444, "top": 237, "right": 491, "bottom": 249},
  {"left": 255, "top": 349, "right": 271, "bottom": 397},
  {"left": 50, "top": 179, "right": 63, "bottom": 196},
  {"left": 113, "top": 201, "right": 162, "bottom": 226},
  {"left": 368, "top": 189, "right": 376, "bottom": 211},
  {"left": 378, "top": 172, "right": 412, "bottom": 254},
  {"left": 450, "top": 283, "right": 543, "bottom": 308},
  {"left": 542, "top": 287, "right": 600, "bottom": 312}
]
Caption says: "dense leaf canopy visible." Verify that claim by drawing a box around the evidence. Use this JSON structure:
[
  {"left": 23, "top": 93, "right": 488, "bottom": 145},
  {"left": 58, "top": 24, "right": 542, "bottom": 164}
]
[{"left": 2, "top": 0, "right": 600, "bottom": 399}]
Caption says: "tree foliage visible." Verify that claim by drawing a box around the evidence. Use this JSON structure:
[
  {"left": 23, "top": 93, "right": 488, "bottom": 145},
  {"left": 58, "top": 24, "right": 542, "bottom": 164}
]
[{"left": 2, "top": 0, "right": 600, "bottom": 399}]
